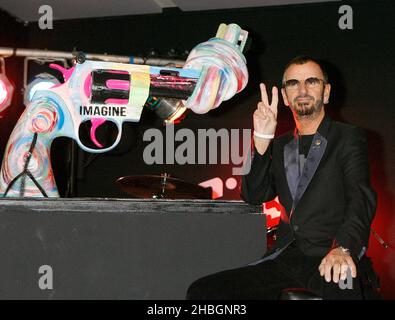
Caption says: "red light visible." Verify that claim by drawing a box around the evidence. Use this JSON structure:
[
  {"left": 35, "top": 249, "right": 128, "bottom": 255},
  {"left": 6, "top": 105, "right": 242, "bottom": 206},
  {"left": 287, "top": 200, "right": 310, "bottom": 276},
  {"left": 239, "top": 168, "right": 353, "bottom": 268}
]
[
  {"left": 0, "top": 80, "right": 7, "bottom": 104},
  {"left": 0, "top": 73, "right": 14, "bottom": 113}
]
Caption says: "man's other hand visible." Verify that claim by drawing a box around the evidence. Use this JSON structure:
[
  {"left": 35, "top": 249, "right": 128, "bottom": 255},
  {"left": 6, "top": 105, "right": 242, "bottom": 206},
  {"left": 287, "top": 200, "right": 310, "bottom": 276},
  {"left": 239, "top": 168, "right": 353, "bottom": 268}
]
[{"left": 318, "top": 247, "right": 357, "bottom": 283}]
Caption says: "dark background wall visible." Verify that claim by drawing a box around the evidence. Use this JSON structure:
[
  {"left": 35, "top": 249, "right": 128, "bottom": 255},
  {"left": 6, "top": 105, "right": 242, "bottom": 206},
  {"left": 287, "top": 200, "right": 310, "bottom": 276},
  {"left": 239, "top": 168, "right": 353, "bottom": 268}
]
[{"left": 0, "top": 0, "right": 394, "bottom": 298}]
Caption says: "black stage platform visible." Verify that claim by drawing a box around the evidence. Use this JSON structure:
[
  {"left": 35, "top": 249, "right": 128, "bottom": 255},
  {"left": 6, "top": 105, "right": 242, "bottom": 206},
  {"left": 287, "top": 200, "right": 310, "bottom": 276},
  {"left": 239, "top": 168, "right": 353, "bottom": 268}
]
[{"left": 0, "top": 198, "right": 266, "bottom": 299}]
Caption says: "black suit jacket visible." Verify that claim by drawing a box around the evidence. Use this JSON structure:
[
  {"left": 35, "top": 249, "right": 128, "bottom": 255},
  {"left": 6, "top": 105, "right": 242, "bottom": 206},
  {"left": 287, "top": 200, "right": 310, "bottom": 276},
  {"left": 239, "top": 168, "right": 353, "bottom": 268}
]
[{"left": 241, "top": 115, "right": 377, "bottom": 263}]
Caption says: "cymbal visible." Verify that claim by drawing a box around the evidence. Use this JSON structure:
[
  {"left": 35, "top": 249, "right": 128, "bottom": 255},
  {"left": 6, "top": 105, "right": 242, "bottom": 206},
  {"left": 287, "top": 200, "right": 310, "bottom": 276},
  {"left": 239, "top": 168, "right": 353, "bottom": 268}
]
[{"left": 115, "top": 174, "right": 212, "bottom": 199}]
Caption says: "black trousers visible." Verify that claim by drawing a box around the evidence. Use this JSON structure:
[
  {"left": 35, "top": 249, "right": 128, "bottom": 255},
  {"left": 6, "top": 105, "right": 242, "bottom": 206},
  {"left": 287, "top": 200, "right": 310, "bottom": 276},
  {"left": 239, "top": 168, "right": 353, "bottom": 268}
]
[{"left": 186, "top": 242, "right": 363, "bottom": 300}]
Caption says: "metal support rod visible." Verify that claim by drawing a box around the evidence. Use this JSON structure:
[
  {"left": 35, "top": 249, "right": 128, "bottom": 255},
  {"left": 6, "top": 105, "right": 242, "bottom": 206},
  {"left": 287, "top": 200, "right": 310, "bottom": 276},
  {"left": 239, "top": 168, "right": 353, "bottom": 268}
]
[
  {"left": 371, "top": 228, "right": 391, "bottom": 249},
  {"left": 0, "top": 47, "right": 185, "bottom": 66}
]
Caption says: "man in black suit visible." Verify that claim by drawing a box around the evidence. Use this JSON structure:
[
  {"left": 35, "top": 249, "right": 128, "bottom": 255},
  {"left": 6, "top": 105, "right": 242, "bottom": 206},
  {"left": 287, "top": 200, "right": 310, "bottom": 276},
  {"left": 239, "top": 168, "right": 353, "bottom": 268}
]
[{"left": 186, "top": 56, "right": 377, "bottom": 299}]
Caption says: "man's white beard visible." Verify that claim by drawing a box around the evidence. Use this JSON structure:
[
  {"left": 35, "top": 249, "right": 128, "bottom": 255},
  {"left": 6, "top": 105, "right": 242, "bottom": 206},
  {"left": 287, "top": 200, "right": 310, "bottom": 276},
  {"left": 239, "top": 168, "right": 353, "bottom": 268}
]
[
  {"left": 293, "top": 98, "right": 323, "bottom": 117},
  {"left": 295, "top": 102, "right": 316, "bottom": 116}
]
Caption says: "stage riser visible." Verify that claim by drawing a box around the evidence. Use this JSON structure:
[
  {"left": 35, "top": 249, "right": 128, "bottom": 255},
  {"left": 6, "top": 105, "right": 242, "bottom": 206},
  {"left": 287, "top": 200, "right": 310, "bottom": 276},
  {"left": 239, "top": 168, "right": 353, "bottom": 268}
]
[{"left": 0, "top": 199, "right": 265, "bottom": 299}]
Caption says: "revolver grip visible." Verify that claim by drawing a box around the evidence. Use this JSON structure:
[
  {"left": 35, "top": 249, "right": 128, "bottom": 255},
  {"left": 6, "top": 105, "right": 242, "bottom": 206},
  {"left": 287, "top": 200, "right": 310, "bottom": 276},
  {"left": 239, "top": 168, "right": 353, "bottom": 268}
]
[{"left": 0, "top": 97, "right": 62, "bottom": 197}]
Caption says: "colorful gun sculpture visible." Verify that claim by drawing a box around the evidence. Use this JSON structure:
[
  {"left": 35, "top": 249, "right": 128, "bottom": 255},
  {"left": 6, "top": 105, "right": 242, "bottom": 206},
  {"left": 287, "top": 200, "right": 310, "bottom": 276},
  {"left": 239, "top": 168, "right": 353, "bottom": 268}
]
[{"left": 0, "top": 23, "right": 248, "bottom": 197}]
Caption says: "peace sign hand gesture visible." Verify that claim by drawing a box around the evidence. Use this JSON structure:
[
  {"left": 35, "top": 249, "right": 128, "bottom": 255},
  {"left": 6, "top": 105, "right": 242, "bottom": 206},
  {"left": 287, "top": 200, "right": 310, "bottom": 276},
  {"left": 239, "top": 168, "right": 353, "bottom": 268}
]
[{"left": 253, "top": 83, "right": 279, "bottom": 136}]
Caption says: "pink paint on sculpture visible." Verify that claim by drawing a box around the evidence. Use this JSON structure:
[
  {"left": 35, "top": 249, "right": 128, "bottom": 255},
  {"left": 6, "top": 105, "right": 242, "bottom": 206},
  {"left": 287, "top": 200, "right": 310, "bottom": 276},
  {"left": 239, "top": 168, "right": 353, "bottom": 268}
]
[{"left": 90, "top": 118, "right": 107, "bottom": 148}]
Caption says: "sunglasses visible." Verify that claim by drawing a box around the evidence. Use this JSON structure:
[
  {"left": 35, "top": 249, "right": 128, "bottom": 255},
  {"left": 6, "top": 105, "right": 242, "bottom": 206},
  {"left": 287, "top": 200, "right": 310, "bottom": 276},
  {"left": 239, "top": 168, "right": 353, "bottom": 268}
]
[{"left": 283, "top": 77, "right": 326, "bottom": 90}]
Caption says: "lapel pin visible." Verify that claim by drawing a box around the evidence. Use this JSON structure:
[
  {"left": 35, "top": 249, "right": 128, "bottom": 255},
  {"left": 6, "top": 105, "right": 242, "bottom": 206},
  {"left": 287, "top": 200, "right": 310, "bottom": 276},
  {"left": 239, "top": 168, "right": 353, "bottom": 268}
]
[{"left": 315, "top": 139, "right": 321, "bottom": 146}]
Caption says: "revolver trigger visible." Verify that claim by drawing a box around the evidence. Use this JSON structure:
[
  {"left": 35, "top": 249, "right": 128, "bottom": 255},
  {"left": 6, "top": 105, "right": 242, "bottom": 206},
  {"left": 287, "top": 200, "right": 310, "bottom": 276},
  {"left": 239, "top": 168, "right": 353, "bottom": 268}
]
[{"left": 90, "top": 118, "right": 107, "bottom": 148}]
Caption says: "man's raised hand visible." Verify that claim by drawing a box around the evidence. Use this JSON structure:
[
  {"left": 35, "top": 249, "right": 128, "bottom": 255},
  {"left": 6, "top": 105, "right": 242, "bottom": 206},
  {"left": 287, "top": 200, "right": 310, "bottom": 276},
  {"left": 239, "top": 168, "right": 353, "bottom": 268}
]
[
  {"left": 253, "top": 83, "right": 279, "bottom": 154},
  {"left": 253, "top": 83, "right": 278, "bottom": 136}
]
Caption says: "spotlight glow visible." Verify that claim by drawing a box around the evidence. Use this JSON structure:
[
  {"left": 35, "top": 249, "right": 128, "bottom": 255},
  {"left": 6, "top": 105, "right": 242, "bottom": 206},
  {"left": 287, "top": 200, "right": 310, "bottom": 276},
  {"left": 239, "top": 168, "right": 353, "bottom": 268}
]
[
  {"left": 24, "top": 73, "right": 60, "bottom": 104},
  {"left": 0, "top": 73, "right": 15, "bottom": 113},
  {"left": 28, "top": 81, "right": 58, "bottom": 101},
  {"left": 0, "top": 80, "right": 7, "bottom": 105}
]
